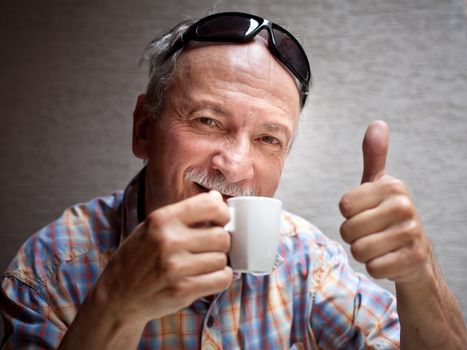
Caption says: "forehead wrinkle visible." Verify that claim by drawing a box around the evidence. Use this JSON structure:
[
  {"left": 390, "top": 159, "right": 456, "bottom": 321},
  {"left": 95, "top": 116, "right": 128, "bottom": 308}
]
[
  {"left": 235, "top": 47, "right": 276, "bottom": 93},
  {"left": 177, "top": 40, "right": 294, "bottom": 104},
  {"left": 231, "top": 44, "right": 299, "bottom": 115},
  {"left": 172, "top": 40, "right": 300, "bottom": 121}
]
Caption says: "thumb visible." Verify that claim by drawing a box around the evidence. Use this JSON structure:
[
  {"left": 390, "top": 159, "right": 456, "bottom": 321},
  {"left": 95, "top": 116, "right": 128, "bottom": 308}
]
[{"left": 361, "top": 120, "right": 389, "bottom": 183}]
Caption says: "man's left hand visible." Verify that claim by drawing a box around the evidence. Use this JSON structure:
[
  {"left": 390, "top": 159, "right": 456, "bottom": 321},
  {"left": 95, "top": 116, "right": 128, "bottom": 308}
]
[{"left": 339, "top": 120, "right": 433, "bottom": 284}]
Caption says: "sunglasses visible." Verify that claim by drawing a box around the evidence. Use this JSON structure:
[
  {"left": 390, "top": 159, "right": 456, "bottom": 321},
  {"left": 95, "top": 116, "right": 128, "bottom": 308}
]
[{"left": 168, "top": 12, "right": 311, "bottom": 107}]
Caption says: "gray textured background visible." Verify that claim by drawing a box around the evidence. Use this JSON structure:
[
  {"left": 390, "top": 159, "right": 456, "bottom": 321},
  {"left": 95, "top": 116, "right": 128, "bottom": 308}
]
[{"left": 1, "top": 0, "right": 466, "bottom": 333}]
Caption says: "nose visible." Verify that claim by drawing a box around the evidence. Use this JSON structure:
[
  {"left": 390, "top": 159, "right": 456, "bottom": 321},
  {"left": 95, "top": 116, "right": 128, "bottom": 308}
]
[{"left": 211, "top": 137, "right": 254, "bottom": 184}]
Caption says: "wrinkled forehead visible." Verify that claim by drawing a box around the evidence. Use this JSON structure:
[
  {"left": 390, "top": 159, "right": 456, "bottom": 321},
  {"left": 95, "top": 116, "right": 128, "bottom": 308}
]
[
  {"left": 178, "top": 38, "right": 300, "bottom": 103},
  {"left": 181, "top": 33, "right": 301, "bottom": 91},
  {"left": 181, "top": 35, "right": 270, "bottom": 70},
  {"left": 170, "top": 39, "right": 301, "bottom": 122}
]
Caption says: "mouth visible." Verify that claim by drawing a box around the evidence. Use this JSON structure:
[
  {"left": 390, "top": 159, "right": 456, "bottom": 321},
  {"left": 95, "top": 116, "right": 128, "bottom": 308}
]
[{"left": 194, "top": 182, "right": 233, "bottom": 201}]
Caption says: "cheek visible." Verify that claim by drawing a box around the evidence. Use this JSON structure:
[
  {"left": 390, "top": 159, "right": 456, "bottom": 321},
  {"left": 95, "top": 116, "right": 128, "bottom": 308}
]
[
  {"left": 255, "top": 154, "right": 285, "bottom": 195},
  {"left": 178, "top": 137, "right": 219, "bottom": 160},
  {"left": 158, "top": 135, "right": 218, "bottom": 172}
]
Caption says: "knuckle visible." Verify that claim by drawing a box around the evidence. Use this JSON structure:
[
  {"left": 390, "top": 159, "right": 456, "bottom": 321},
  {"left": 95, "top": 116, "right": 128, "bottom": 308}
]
[
  {"left": 404, "top": 218, "right": 419, "bottom": 233},
  {"left": 392, "top": 196, "right": 415, "bottom": 218},
  {"left": 164, "top": 235, "right": 184, "bottom": 253},
  {"left": 218, "top": 230, "right": 231, "bottom": 252},
  {"left": 339, "top": 195, "right": 352, "bottom": 217},
  {"left": 163, "top": 256, "right": 181, "bottom": 275},
  {"left": 402, "top": 219, "right": 421, "bottom": 242},
  {"left": 366, "top": 262, "right": 383, "bottom": 279},
  {"left": 145, "top": 227, "right": 166, "bottom": 250},
  {"left": 339, "top": 222, "right": 349, "bottom": 243},
  {"left": 350, "top": 241, "right": 366, "bottom": 262},
  {"left": 213, "top": 254, "right": 228, "bottom": 269},
  {"left": 159, "top": 258, "right": 183, "bottom": 286},
  {"left": 151, "top": 229, "right": 184, "bottom": 255},
  {"left": 340, "top": 221, "right": 351, "bottom": 243},
  {"left": 208, "top": 227, "right": 230, "bottom": 251},
  {"left": 219, "top": 267, "right": 233, "bottom": 288},
  {"left": 383, "top": 177, "right": 407, "bottom": 195},
  {"left": 146, "top": 209, "right": 172, "bottom": 231},
  {"left": 406, "top": 245, "right": 427, "bottom": 266}
]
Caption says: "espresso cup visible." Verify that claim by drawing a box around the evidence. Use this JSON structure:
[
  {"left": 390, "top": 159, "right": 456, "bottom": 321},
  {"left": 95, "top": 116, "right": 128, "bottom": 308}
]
[{"left": 224, "top": 196, "right": 282, "bottom": 273}]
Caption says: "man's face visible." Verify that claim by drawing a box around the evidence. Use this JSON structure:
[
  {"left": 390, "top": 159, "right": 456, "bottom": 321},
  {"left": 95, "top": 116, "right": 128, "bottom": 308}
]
[{"left": 135, "top": 38, "right": 301, "bottom": 212}]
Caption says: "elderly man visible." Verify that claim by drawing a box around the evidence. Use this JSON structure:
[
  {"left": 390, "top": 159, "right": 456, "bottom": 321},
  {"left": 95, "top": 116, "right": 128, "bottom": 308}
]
[{"left": 1, "top": 12, "right": 466, "bottom": 349}]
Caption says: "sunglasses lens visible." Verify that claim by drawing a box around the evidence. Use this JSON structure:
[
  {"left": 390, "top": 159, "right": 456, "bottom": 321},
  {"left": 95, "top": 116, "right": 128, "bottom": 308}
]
[
  {"left": 197, "top": 15, "right": 260, "bottom": 39},
  {"left": 273, "top": 28, "right": 309, "bottom": 82},
  {"left": 184, "top": 13, "right": 310, "bottom": 101}
]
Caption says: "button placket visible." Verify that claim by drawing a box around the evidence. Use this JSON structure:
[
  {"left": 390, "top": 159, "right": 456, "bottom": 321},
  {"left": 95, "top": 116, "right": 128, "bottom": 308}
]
[{"left": 201, "top": 293, "right": 223, "bottom": 349}]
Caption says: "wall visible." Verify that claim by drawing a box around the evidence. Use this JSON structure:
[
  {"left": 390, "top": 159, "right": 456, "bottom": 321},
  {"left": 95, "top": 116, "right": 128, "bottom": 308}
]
[{"left": 1, "top": 0, "right": 466, "bottom": 334}]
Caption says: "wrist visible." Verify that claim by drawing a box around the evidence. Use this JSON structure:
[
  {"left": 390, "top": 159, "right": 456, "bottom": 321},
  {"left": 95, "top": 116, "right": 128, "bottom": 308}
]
[
  {"left": 394, "top": 256, "right": 467, "bottom": 349},
  {"left": 89, "top": 280, "right": 149, "bottom": 331},
  {"left": 395, "top": 253, "right": 437, "bottom": 291},
  {"left": 60, "top": 283, "right": 147, "bottom": 350}
]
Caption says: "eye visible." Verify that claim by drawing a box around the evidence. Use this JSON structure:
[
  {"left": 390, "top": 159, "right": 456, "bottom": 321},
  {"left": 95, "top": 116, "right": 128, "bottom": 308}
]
[
  {"left": 261, "top": 135, "right": 281, "bottom": 145},
  {"left": 199, "top": 117, "right": 217, "bottom": 127}
]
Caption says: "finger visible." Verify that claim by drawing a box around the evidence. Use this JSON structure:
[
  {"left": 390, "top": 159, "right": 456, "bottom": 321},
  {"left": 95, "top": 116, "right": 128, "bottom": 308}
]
[
  {"left": 184, "top": 266, "right": 233, "bottom": 298},
  {"left": 365, "top": 248, "right": 418, "bottom": 281},
  {"left": 340, "top": 206, "right": 389, "bottom": 243},
  {"left": 340, "top": 176, "right": 410, "bottom": 219},
  {"left": 361, "top": 120, "right": 389, "bottom": 184},
  {"left": 364, "top": 250, "right": 402, "bottom": 280},
  {"left": 165, "top": 252, "right": 229, "bottom": 279},
  {"left": 339, "top": 181, "right": 383, "bottom": 219},
  {"left": 186, "top": 226, "right": 230, "bottom": 253},
  {"left": 158, "top": 266, "right": 233, "bottom": 311},
  {"left": 365, "top": 243, "right": 429, "bottom": 282},
  {"left": 340, "top": 195, "right": 411, "bottom": 243},
  {"left": 162, "top": 190, "right": 230, "bottom": 226},
  {"left": 349, "top": 222, "right": 414, "bottom": 263}
]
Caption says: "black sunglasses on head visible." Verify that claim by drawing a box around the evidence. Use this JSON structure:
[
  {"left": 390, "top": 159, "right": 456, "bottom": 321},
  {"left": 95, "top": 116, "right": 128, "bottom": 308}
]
[{"left": 167, "top": 12, "right": 311, "bottom": 107}]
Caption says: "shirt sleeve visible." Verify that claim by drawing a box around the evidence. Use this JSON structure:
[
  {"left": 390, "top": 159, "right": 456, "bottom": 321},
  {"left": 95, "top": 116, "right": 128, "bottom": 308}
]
[
  {"left": 1, "top": 275, "right": 65, "bottom": 349},
  {"left": 310, "top": 240, "right": 400, "bottom": 349}
]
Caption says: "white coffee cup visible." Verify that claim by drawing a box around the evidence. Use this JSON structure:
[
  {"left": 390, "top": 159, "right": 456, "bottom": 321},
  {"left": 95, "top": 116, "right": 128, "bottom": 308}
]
[{"left": 224, "top": 196, "right": 282, "bottom": 273}]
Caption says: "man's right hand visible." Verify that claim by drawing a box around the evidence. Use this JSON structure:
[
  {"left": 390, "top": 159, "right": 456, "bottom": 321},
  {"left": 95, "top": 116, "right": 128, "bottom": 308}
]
[
  {"left": 97, "top": 190, "right": 233, "bottom": 322},
  {"left": 59, "top": 190, "right": 232, "bottom": 349}
]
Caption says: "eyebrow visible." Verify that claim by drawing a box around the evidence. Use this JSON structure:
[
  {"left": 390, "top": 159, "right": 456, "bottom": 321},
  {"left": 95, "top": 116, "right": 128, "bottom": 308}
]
[
  {"left": 208, "top": 105, "right": 230, "bottom": 116},
  {"left": 186, "top": 102, "right": 230, "bottom": 118},
  {"left": 188, "top": 100, "right": 293, "bottom": 143},
  {"left": 262, "top": 122, "right": 292, "bottom": 144}
]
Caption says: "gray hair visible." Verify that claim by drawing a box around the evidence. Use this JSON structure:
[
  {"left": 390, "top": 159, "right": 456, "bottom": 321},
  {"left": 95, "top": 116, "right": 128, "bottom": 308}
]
[{"left": 140, "top": 19, "right": 196, "bottom": 117}]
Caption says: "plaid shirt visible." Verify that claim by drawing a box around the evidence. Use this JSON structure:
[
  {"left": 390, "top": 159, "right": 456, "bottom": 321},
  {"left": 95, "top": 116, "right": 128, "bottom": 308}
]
[{"left": 1, "top": 169, "right": 400, "bottom": 349}]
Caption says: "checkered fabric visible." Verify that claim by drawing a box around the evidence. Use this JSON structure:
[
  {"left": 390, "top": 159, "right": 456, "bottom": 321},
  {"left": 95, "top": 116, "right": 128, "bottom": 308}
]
[{"left": 1, "top": 169, "right": 399, "bottom": 349}]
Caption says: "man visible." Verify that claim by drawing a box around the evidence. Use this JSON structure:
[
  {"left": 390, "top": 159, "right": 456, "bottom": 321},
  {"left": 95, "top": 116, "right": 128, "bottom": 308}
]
[{"left": 1, "top": 12, "right": 466, "bottom": 349}]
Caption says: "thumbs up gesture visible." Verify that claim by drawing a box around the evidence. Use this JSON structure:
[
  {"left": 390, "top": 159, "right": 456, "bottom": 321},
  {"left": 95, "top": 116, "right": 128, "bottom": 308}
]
[{"left": 339, "top": 121, "right": 433, "bottom": 284}]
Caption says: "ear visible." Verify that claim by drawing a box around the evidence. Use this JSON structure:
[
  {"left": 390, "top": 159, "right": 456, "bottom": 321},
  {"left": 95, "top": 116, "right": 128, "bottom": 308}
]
[{"left": 132, "top": 93, "right": 151, "bottom": 159}]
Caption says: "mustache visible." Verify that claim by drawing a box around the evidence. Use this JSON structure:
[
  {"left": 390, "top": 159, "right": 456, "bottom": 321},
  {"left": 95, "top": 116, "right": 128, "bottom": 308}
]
[{"left": 184, "top": 167, "right": 257, "bottom": 197}]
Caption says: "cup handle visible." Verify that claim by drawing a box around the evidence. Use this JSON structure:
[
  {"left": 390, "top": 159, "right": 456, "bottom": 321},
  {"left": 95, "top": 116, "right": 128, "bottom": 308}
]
[{"left": 224, "top": 207, "right": 235, "bottom": 232}]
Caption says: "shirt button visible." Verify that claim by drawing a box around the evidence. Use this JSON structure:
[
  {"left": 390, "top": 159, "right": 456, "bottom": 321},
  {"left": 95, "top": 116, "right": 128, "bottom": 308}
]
[{"left": 207, "top": 316, "right": 214, "bottom": 328}]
